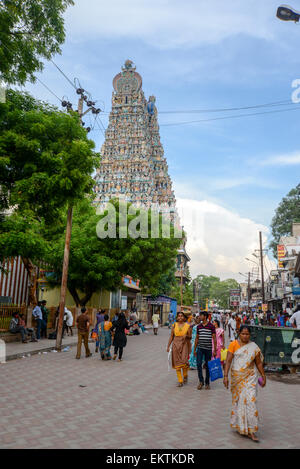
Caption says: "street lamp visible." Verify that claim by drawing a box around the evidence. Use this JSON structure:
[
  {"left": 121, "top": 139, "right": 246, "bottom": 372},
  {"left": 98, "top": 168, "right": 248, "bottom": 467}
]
[{"left": 276, "top": 5, "right": 300, "bottom": 22}]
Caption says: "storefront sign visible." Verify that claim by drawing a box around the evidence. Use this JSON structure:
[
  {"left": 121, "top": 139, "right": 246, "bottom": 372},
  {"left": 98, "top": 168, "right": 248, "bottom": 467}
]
[{"left": 277, "top": 245, "right": 285, "bottom": 269}]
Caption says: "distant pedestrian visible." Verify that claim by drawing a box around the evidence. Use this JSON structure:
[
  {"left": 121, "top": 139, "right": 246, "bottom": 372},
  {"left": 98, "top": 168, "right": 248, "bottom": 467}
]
[
  {"left": 212, "top": 319, "right": 225, "bottom": 363},
  {"left": 32, "top": 302, "right": 44, "bottom": 340},
  {"left": 93, "top": 310, "right": 106, "bottom": 353},
  {"left": 152, "top": 310, "right": 160, "bottom": 335},
  {"left": 168, "top": 311, "right": 174, "bottom": 329},
  {"left": 194, "top": 311, "right": 217, "bottom": 390},
  {"left": 98, "top": 314, "right": 113, "bottom": 360},
  {"left": 64, "top": 307, "right": 73, "bottom": 336},
  {"left": 167, "top": 312, "right": 192, "bottom": 387},
  {"left": 228, "top": 314, "right": 236, "bottom": 342},
  {"left": 76, "top": 307, "right": 92, "bottom": 359},
  {"left": 223, "top": 325, "right": 266, "bottom": 442},
  {"left": 189, "top": 314, "right": 201, "bottom": 369},
  {"left": 112, "top": 312, "right": 129, "bottom": 361}
]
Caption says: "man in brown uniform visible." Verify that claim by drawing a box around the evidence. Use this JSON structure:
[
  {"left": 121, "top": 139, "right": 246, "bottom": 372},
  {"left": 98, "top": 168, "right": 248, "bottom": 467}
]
[{"left": 76, "top": 307, "right": 92, "bottom": 359}]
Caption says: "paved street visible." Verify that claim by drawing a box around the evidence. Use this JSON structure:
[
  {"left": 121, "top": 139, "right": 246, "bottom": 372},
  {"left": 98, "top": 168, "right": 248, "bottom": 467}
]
[{"left": 0, "top": 327, "right": 299, "bottom": 449}]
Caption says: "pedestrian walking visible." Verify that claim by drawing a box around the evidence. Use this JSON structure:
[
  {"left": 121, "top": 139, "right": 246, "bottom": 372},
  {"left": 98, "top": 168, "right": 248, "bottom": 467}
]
[
  {"left": 76, "top": 307, "right": 92, "bottom": 359},
  {"left": 188, "top": 314, "right": 201, "bottom": 369},
  {"left": 64, "top": 307, "right": 73, "bottom": 336},
  {"left": 97, "top": 314, "right": 113, "bottom": 360},
  {"left": 228, "top": 313, "right": 236, "bottom": 342},
  {"left": 223, "top": 325, "right": 266, "bottom": 442},
  {"left": 167, "top": 312, "right": 192, "bottom": 387},
  {"left": 92, "top": 309, "right": 106, "bottom": 353},
  {"left": 152, "top": 310, "right": 160, "bottom": 335},
  {"left": 112, "top": 312, "right": 129, "bottom": 362},
  {"left": 212, "top": 319, "right": 225, "bottom": 364},
  {"left": 194, "top": 311, "right": 217, "bottom": 390}
]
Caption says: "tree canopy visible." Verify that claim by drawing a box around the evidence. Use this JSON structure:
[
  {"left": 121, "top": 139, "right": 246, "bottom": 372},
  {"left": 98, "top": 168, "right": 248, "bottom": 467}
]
[
  {"left": 270, "top": 183, "right": 300, "bottom": 256},
  {"left": 0, "top": 90, "right": 99, "bottom": 264},
  {"left": 46, "top": 199, "right": 182, "bottom": 306},
  {"left": 194, "top": 274, "right": 240, "bottom": 310},
  {"left": 0, "top": 0, "right": 74, "bottom": 84}
]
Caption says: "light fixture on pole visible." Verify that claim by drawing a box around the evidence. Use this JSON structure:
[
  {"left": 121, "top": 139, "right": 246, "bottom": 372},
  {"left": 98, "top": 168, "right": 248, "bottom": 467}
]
[{"left": 276, "top": 5, "right": 300, "bottom": 22}]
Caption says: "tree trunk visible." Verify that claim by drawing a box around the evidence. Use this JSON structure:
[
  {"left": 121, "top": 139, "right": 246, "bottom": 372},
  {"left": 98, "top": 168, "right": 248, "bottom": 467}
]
[
  {"left": 79, "top": 290, "right": 94, "bottom": 307},
  {"left": 21, "top": 257, "right": 38, "bottom": 306},
  {"left": 68, "top": 285, "right": 81, "bottom": 307}
]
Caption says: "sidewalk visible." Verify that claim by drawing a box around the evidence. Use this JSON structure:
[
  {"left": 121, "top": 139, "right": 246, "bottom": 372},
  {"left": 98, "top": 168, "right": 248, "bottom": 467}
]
[{"left": 4, "top": 332, "right": 81, "bottom": 361}]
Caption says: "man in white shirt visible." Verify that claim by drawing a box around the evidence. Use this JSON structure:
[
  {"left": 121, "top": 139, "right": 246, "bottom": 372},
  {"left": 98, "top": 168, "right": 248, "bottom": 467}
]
[
  {"left": 32, "top": 302, "right": 43, "bottom": 339},
  {"left": 63, "top": 307, "right": 74, "bottom": 337},
  {"left": 228, "top": 314, "right": 236, "bottom": 342},
  {"left": 290, "top": 306, "right": 300, "bottom": 329}
]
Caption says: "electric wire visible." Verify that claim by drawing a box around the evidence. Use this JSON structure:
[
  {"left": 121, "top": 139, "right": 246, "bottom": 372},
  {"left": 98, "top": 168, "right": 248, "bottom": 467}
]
[
  {"left": 50, "top": 59, "right": 77, "bottom": 90},
  {"left": 159, "top": 104, "right": 300, "bottom": 127}
]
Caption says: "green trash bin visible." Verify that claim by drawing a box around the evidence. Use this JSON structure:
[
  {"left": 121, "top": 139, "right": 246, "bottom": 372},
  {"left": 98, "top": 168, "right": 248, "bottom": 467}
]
[{"left": 249, "top": 326, "right": 300, "bottom": 366}]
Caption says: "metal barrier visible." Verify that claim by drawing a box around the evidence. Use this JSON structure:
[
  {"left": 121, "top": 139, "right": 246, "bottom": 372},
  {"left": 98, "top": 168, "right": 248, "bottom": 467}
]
[
  {"left": 0, "top": 305, "right": 27, "bottom": 331},
  {"left": 249, "top": 325, "right": 300, "bottom": 366}
]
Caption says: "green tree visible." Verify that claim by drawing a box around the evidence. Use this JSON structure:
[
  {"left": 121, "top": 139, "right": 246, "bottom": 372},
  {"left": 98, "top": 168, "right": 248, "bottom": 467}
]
[
  {"left": 46, "top": 199, "right": 182, "bottom": 306},
  {"left": 0, "top": 0, "right": 74, "bottom": 85},
  {"left": 0, "top": 90, "right": 98, "bottom": 223},
  {"left": 194, "top": 275, "right": 239, "bottom": 310},
  {"left": 0, "top": 90, "right": 99, "bottom": 300},
  {"left": 270, "top": 183, "right": 300, "bottom": 256}
]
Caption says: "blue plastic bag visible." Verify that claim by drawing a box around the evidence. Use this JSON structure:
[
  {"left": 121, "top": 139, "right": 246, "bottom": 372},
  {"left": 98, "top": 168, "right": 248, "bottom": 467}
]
[{"left": 208, "top": 358, "right": 223, "bottom": 382}]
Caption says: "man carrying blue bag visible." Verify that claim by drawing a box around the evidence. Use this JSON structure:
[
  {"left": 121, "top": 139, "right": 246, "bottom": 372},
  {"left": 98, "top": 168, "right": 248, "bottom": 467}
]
[
  {"left": 207, "top": 358, "right": 223, "bottom": 382},
  {"left": 194, "top": 311, "right": 217, "bottom": 390}
]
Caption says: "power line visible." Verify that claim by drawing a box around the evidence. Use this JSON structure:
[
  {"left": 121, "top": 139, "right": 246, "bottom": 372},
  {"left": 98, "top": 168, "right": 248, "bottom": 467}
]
[
  {"left": 35, "top": 77, "right": 62, "bottom": 104},
  {"left": 160, "top": 104, "right": 300, "bottom": 127},
  {"left": 50, "top": 59, "right": 76, "bottom": 90}
]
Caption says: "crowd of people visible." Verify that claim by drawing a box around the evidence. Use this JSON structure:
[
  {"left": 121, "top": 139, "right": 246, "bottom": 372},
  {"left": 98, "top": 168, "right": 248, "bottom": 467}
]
[
  {"left": 76, "top": 308, "right": 147, "bottom": 361},
  {"left": 167, "top": 310, "right": 267, "bottom": 442}
]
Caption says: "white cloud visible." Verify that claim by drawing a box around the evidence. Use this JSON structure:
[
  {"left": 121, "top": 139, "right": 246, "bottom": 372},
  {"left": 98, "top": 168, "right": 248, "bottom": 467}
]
[
  {"left": 260, "top": 152, "right": 300, "bottom": 166},
  {"left": 65, "top": 0, "right": 277, "bottom": 49},
  {"left": 177, "top": 198, "right": 272, "bottom": 280}
]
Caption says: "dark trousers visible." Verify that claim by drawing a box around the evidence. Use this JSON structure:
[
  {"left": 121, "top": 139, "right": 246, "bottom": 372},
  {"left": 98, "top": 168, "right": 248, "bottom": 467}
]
[
  {"left": 114, "top": 346, "right": 123, "bottom": 359},
  {"left": 10, "top": 326, "right": 27, "bottom": 342},
  {"left": 76, "top": 331, "right": 91, "bottom": 358},
  {"left": 197, "top": 348, "right": 212, "bottom": 385},
  {"left": 36, "top": 318, "right": 47, "bottom": 339}
]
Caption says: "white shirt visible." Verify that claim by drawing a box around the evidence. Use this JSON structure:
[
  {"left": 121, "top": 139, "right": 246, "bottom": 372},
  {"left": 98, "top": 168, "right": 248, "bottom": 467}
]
[
  {"left": 64, "top": 308, "right": 73, "bottom": 326},
  {"left": 228, "top": 318, "right": 236, "bottom": 341},
  {"left": 32, "top": 305, "right": 43, "bottom": 320},
  {"left": 290, "top": 311, "right": 300, "bottom": 329}
]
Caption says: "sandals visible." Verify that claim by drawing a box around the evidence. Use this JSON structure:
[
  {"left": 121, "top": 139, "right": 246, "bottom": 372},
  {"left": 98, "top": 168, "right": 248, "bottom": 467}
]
[
  {"left": 248, "top": 433, "right": 259, "bottom": 442},
  {"left": 183, "top": 377, "right": 188, "bottom": 384},
  {"left": 197, "top": 383, "right": 203, "bottom": 390},
  {"left": 176, "top": 382, "right": 183, "bottom": 387}
]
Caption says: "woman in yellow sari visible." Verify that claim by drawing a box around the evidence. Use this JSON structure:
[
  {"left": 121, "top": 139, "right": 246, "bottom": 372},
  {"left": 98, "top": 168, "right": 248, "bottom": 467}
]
[
  {"left": 167, "top": 312, "right": 192, "bottom": 387},
  {"left": 223, "top": 325, "right": 266, "bottom": 442}
]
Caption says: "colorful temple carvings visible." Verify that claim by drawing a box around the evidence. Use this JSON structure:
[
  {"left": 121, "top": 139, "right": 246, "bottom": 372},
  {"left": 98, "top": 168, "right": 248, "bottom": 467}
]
[{"left": 94, "top": 60, "right": 176, "bottom": 213}]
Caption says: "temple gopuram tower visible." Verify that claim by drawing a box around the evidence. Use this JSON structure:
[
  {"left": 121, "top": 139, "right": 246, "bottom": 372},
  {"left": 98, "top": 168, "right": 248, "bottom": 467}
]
[{"left": 94, "top": 60, "right": 176, "bottom": 213}]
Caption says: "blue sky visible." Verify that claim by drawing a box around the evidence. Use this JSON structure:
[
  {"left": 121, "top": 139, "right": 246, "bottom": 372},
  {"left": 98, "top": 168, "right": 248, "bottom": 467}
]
[{"left": 24, "top": 0, "right": 300, "bottom": 279}]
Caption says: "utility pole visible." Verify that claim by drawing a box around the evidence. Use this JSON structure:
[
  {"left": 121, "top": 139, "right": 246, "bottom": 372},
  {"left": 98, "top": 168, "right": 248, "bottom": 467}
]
[
  {"left": 55, "top": 93, "right": 91, "bottom": 350},
  {"left": 180, "top": 260, "right": 183, "bottom": 312},
  {"left": 259, "top": 231, "right": 265, "bottom": 305},
  {"left": 248, "top": 271, "right": 251, "bottom": 314}
]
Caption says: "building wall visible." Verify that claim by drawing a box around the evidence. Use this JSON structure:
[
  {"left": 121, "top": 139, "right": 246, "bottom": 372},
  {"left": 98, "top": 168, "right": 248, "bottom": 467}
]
[
  {"left": 39, "top": 286, "right": 111, "bottom": 310},
  {"left": 0, "top": 257, "right": 29, "bottom": 305}
]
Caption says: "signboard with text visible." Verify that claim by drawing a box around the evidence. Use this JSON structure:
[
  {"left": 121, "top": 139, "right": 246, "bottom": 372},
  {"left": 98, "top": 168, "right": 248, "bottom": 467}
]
[{"left": 277, "top": 245, "right": 285, "bottom": 269}]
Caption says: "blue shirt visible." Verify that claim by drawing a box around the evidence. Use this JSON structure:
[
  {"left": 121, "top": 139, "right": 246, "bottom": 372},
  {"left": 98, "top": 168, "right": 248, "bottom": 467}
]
[{"left": 32, "top": 306, "right": 43, "bottom": 320}]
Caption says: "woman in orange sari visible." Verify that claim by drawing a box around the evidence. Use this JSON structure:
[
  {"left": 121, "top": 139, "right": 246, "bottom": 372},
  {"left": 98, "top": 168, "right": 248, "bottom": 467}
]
[
  {"left": 167, "top": 312, "right": 192, "bottom": 387},
  {"left": 223, "top": 325, "right": 266, "bottom": 442}
]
